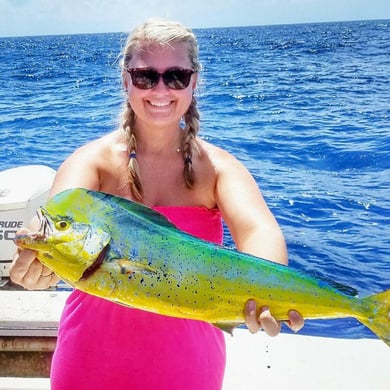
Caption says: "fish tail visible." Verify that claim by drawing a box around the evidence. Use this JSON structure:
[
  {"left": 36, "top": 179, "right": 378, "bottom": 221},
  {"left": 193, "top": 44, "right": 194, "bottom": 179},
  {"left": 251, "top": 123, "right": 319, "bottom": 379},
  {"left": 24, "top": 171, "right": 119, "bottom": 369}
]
[{"left": 360, "top": 289, "right": 390, "bottom": 347}]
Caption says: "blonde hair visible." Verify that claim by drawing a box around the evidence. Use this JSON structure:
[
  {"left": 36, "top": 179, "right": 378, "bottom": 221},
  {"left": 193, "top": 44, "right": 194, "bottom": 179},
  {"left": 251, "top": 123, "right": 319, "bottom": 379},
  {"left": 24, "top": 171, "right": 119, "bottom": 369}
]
[{"left": 121, "top": 18, "right": 201, "bottom": 201}]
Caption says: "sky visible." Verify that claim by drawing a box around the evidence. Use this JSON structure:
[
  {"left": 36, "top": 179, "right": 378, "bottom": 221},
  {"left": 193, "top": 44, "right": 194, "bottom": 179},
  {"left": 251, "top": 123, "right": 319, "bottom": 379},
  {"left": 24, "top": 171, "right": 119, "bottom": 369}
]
[{"left": 0, "top": 0, "right": 389, "bottom": 37}]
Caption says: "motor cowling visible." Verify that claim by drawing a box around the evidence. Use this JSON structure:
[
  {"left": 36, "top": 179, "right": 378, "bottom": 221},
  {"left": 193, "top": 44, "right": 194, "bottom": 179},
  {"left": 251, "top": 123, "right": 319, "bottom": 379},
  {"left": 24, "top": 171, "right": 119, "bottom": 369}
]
[{"left": 0, "top": 165, "right": 55, "bottom": 283}]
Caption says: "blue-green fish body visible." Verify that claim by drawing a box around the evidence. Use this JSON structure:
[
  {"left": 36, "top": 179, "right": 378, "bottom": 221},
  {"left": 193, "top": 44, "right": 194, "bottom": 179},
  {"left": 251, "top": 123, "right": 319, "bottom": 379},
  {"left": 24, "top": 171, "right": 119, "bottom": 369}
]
[{"left": 15, "top": 189, "right": 390, "bottom": 345}]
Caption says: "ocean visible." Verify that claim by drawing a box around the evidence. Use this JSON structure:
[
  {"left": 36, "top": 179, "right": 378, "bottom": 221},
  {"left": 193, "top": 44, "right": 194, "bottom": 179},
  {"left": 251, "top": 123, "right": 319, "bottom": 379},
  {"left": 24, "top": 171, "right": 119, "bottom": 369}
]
[{"left": 0, "top": 19, "right": 389, "bottom": 340}]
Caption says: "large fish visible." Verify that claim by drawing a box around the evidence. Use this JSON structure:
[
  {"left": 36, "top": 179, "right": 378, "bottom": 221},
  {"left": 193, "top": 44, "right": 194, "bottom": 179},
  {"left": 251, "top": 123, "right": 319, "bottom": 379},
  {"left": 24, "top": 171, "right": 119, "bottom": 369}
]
[{"left": 15, "top": 188, "right": 390, "bottom": 346}]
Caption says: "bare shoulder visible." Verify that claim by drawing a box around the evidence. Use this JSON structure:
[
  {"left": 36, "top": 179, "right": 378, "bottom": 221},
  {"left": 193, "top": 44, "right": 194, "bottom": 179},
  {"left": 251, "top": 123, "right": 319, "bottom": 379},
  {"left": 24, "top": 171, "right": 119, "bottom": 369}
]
[
  {"left": 197, "top": 137, "right": 261, "bottom": 207},
  {"left": 199, "top": 138, "right": 236, "bottom": 164},
  {"left": 73, "top": 130, "right": 125, "bottom": 158},
  {"left": 57, "top": 131, "right": 122, "bottom": 174},
  {"left": 198, "top": 138, "right": 251, "bottom": 176},
  {"left": 51, "top": 130, "right": 127, "bottom": 195}
]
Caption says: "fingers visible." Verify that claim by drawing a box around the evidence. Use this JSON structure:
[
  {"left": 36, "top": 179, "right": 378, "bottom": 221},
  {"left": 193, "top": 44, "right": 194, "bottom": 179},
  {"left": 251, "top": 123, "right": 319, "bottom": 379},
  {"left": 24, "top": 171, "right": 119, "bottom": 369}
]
[
  {"left": 244, "top": 300, "right": 262, "bottom": 333},
  {"left": 9, "top": 248, "right": 37, "bottom": 286},
  {"left": 284, "top": 309, "right": 305, "bottom": 333},
  {"left": 244, "top": 301, "right": 281, "bottom": 336},
  {"left": 258, "top": 306, "right": 281, "bottom": 337},
  {"left": 24, "top": 258, "right": 50, "bottom": 290},
  {"left": 10, "top": 248, "right": 59, "bottom": 290},
  {"left": 34, "top": 271, "right": 60, "bottom": 290},
  {"left": 244, "top": 300, "right": 304, "bottom": 337}
]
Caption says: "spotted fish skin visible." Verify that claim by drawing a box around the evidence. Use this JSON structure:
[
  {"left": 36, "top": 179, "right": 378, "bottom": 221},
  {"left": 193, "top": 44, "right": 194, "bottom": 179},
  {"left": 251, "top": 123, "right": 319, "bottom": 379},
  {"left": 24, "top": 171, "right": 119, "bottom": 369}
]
[{"left": 14, "top": 188, "right": 390, "bottom": 344}]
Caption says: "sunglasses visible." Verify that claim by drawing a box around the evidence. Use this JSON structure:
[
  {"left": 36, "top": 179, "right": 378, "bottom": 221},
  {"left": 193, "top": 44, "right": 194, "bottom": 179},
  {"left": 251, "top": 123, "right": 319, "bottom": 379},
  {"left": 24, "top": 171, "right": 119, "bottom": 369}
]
[{"left": 126, "top": 67, "right": 195, "bottom": 90}]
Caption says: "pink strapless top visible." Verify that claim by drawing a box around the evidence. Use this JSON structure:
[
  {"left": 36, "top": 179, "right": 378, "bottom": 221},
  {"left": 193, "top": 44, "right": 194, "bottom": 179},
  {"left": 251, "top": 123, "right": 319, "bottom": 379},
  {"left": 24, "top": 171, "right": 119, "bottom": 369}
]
[
  {"left": 51, "top": 206, "right": 226, "bottom": 390},
  {"left": 154, "top": 205, "right": 223, "bottom": 243}
]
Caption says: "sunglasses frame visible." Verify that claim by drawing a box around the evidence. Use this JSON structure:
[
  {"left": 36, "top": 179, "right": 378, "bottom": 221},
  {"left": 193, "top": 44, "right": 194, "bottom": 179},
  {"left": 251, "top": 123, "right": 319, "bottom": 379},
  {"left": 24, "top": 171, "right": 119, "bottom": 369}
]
[{"left": 126, "top": 67, "right": 195, "bottom": 90}]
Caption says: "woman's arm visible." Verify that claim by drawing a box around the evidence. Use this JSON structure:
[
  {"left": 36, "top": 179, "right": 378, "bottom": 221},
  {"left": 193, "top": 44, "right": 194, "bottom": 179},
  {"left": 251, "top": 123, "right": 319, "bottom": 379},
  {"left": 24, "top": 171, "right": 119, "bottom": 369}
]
[{"left": 213, "top": 147, "right": 304, "bottom": 335}]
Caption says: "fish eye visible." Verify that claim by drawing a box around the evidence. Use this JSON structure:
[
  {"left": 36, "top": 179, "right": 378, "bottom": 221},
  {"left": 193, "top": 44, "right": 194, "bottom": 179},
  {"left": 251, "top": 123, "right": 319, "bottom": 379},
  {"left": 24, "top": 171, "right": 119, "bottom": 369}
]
[{"left": 55, "top": 220, "right": 70, "bottom": 231}]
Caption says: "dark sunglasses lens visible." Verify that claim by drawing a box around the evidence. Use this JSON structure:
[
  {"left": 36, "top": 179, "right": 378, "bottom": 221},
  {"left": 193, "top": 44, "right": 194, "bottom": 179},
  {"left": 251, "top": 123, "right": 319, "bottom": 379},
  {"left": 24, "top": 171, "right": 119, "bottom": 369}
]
[
  {"left": 163, "top": 69, "right": 193, "bottom": 90},
  {"left": 131, "top": 69, "right": 159, "bottom": 89}
]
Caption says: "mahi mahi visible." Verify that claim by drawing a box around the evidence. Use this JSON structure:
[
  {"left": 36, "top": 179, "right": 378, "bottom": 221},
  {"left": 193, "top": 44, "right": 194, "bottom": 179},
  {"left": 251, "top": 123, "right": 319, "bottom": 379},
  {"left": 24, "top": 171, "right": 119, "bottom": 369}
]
[{"left": 14, "top": 188, "right": 390, "bottom": 345}]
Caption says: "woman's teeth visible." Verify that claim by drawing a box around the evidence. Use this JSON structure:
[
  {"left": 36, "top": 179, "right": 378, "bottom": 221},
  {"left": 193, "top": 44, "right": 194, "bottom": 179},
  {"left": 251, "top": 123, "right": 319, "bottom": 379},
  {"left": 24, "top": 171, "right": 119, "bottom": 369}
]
[{"left": 149, "top": 101, "right": 171, "bottom": 107}]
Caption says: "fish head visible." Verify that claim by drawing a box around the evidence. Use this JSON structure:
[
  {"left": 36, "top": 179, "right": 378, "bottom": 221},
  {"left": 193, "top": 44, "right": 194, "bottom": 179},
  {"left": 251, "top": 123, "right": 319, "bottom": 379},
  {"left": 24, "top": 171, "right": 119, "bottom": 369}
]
[{"left": 14, "top": 207, "right": 111, "bottom": 284}]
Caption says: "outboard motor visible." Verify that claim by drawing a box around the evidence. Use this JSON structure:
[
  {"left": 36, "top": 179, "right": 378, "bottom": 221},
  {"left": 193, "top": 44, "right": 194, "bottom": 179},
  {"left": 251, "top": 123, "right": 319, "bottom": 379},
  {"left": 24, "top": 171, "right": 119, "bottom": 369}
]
[{"left": 0, "top": 165, "right": 56, "bottom": 286}]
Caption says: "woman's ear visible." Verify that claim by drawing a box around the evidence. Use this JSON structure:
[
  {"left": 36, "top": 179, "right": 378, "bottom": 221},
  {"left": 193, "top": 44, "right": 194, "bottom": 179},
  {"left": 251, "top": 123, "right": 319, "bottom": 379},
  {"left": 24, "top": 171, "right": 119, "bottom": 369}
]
[
  {"left": 122, "top": 70, "right": 130, "bottom": 91},
  {"left": 191, "top": 72, "right": 198, "bottom": 91}
]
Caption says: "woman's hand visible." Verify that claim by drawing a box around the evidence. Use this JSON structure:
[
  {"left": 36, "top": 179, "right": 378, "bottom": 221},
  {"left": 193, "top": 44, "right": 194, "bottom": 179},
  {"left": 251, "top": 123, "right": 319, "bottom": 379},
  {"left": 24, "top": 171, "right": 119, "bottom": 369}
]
[
  {"left": 9, "top": 229, "right": 59, "bottom": 290},
  {"left": 244, "top": 299, "right": 304, "bottom": 336}
]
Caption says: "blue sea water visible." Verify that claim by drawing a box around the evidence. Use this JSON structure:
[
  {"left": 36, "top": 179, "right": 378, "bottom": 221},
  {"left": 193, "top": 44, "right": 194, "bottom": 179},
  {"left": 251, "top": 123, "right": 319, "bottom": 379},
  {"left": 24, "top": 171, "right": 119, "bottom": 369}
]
[{"left": 0, "top": 20, "right": 389, "bottom": 340}]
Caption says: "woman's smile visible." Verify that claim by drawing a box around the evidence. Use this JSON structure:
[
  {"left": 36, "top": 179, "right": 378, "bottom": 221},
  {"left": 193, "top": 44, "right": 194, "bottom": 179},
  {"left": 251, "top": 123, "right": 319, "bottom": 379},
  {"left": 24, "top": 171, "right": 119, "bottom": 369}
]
[{"left": 147, "top": 100, "right": 173, "bottom": 108}]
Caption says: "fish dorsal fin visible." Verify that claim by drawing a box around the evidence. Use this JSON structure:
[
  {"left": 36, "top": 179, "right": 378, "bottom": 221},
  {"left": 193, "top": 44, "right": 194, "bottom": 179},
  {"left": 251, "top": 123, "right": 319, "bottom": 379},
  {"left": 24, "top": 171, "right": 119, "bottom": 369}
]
[
  {"left": 308, "top": 270, "right": 358, "bottom": 296},
  {"left": 86, "top": 190, "right": 186, "bottom": 232},
  {"left": 116, "top": 197, "right": 178, "bottom": 230},
  {"left": 48, "top": 188, "right": 181, "bottom": 232}
]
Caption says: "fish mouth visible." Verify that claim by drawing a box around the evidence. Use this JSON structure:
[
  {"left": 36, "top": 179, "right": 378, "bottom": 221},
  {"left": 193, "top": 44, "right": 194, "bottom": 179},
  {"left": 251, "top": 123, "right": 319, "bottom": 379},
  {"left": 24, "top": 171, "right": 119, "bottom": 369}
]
[{"left": 14, "top": 208, "right": 51, "bottom": 246}]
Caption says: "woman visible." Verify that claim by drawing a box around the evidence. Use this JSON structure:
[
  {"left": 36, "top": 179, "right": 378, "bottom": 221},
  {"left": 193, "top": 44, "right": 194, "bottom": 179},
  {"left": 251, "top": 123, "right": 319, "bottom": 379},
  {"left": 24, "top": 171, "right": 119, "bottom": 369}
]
[{"left": 10, "top": 18, "right": 303, "bottom": 389}]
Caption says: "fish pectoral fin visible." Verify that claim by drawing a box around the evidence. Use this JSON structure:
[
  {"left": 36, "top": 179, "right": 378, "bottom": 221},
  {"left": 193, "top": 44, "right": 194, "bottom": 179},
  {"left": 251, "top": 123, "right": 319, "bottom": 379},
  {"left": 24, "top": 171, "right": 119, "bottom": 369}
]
[
  {"left": 212, "top": 322, "right": 242, "bottom": 336},
  {"left": 117, "top": 259, "right": 157, "bottom": 275}
]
